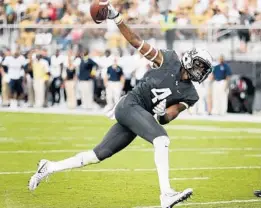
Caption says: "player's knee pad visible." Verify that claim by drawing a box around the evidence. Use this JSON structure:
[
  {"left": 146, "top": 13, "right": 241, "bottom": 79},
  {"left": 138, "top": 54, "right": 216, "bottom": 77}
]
[
  {"left": 93, "top": 148, "right": 114, "bottom": 161},
  {"left": 153, "top": 136, "right": 170, "bottom": 148},
  {"left": 75, "top": 150, "right": 100, "bottom": 166}
]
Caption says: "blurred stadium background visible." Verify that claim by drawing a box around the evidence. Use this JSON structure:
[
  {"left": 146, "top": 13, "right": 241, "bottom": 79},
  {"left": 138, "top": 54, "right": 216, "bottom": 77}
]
[
  {"left": 0, "top": 0, "right": 260, "bottom": 113},
  {"left": 0, "top": 0, "right": 261, "bottom": 208}
]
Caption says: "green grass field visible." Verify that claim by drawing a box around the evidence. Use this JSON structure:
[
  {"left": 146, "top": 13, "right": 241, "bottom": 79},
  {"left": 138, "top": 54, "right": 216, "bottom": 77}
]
[{"left": 0, "top": 112, "right": 261, "bottom": 208}]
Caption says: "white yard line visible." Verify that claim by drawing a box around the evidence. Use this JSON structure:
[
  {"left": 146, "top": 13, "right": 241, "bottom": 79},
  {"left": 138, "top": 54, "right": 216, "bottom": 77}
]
[
  {"left": 0, "top": 147, "right": 260, "bottom": 154},
  {"left": 165, "top": 125, "right": 261, "bottom": 134},
  {"left": 245, "top": 154, "right": 261, "bottom": 157},
  {"left": 0, "top": 137, "right": 17, "bottom": 143},
  {"left": 1, "top": 107, "right": 261, "bottom": 123},
  {"left": 200, "top": 151, "right": 228, "bottom": 155},
  {"left": 0, "top": 135, "right": 260, "bottom": 144},
  {"left": 170, "top": 177, "right": 209, "bottom": 181},
  {"left": 0, "top": 166, "right": 260, "bottom": 175},
  {"left": 133, "top": 199, "right": 261, "bottom": 208},
  {"left": 0, "top": 148, "right": 259, "bottom": 154},
  {"left": 170, "top": 135, "right": 261, "bottom": 140},
  {"left": 133, "top": 166, "right": 261, "bottom": 171}
]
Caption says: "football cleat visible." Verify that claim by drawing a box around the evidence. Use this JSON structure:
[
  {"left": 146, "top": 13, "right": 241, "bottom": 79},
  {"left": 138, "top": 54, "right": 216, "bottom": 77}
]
[
  {"left": 160, "top": 188, "right": 193, "bottom": 208},
  {"left": 28, "top": 159, "right": 52, "bottom": 191},
  {"left": 254, "top": 190, "right": 261, "bottom": 197}
]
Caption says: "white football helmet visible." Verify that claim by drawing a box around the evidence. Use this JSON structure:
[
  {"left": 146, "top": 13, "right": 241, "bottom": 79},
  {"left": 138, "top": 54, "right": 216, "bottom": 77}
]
[{"left": 181, "top": 48, "right": 213, "bottom": 83}]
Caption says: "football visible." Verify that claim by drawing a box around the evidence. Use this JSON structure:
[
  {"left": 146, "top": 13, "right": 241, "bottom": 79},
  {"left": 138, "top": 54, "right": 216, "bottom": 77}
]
[{"left": 90, "top": 0, "right": 109, "bottom": 24}]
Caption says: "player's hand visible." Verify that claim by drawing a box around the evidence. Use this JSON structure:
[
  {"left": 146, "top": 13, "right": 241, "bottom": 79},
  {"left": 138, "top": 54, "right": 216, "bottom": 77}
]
[
  {"left": 107, "top": 3, "right": 119, "bottom": 20},
  {"left": 153, "top": 99, "right": 166, "bottom": 116}
]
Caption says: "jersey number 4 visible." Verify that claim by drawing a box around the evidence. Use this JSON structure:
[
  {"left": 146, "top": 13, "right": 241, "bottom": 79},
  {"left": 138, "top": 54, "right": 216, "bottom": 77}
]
[{"left": 151, "top": 88, "right": 172, "bottom": 103}]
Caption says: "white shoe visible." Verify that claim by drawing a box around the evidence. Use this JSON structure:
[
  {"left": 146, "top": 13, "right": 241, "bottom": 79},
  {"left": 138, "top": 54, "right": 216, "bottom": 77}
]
[
  {"left": 160, "top": 188, "right": 193, "bottom": 208},
  {"left": 28, "top": 159, "right": 52, "bottom": 191}
]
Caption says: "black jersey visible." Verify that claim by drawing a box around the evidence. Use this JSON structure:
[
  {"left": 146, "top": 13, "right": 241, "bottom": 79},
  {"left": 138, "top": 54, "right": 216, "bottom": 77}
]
[{"left": 130, "top": 49, "right": 199, "bottom": 114}]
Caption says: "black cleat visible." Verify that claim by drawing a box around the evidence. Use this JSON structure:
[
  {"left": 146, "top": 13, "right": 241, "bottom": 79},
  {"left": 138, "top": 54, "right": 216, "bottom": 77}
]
[{"left": 254, "top": 190, "right": 261, "bottom": 197}]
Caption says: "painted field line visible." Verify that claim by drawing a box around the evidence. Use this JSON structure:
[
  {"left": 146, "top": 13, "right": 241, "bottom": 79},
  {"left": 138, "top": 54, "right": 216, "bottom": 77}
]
[
  {"left": 199, "top": 151, "right": 228, "bottom": 155},
  {"left": 18, "top": 135, "right": 261, "bottom": 141},
  {"left": 0, "top": 147, "right": 261, "bottom": 154},
  {"left": 170, "top": 177, "right": 209, "bottom": 181},
  {"left": 171, "top": 135, "right": 261, "bottom": 140},
  {"left": 165, "top": 125, "right": 261, "bottom": 134},
  {"left": 133, "top": 166, "right": 261, "bottom": 171},
  {"left": 245, "top": 154, "right": 261, "bottom": 157},
  {"left": 133, "top": 199, "right": 261, "bottom": 208},
  {"left": 0, "top": 166, "right": 260, "bottom": 175},
  {"left": 129, "top": 147, "right": 261, "bottom": 152}
]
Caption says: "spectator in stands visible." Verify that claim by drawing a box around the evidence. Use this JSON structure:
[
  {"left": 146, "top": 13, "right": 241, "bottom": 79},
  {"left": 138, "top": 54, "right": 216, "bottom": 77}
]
[
  {"left": 120, "top": 48, "right": 138, "bottom": 94},
  {"left": 207, "top": 3, "right": 228, "bottom": 27},
  {"left": 0, "top": 50, "right": 2, "bottom": 98},
  {"left": 47, "top": 2, "right": 57, "bottom": 21},
  {"left": 0, "top": 48, "right": 10, "bottom": 107},
  {"left": 104, "top": 55, "right": 125, "bottom": 112},
  {"left": 41, "top": 49, "right": 51, "bottom": 107},
  {"left": 160, "top": 10, "right": 177, "bottom": 50},
  {"left": 194, "top": 0, "right": 210, "bottom": 16},
  {"left": 24, "top": 50, "right": 34, "bottom": 107},
  {"left": 32, "top": 53, "right": 49, "bottom": 107},
  {"left": 1, "top": 50, "right": 26, "bottom": 107},
  {"left": 237, "top": 7, "right": 255, "bottom": 53},
  {"left": 78, "top": 49, "right": 98, "bottom": 109},
  {"left": 0, "top": 5, "right": 6, "bottom": 35},
  {"left": 15, "top": 0, "right": 27, "bottom": 22},
  {"left": 64, "top": 50, "right": 77, "bottom": 109},
  {"left": 211, "top": 55, "right": 232, "bottom": 115},
  {"left": 50, "top": 49, "right": 63, "bottom": 106}
]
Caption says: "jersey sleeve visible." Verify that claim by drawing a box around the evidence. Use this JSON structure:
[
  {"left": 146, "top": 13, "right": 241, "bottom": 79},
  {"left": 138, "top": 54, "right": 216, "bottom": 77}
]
[
  {"left": 152, "top": 49, "right": 181, "bottom": 72},
  {"left": 180, "top": 86, "right": 199, "bottom": 108}
]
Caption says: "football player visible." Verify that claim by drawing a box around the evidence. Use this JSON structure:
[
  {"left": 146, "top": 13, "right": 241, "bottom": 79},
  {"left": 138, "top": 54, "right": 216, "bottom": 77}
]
[{"left": 28, "top": 3, "right": 213, "bottom": 208}]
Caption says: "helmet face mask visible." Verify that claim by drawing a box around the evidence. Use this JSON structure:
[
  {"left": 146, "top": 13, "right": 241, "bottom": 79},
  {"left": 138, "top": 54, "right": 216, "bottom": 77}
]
[{"left": 181, "top": 48, "right": 213, "bottom": 83}]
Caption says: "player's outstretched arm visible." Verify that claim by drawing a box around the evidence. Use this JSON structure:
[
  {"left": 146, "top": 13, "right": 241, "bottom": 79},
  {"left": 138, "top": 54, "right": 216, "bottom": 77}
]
[{"left": 107, "top": 3, "right": 163, "bottom": 67}]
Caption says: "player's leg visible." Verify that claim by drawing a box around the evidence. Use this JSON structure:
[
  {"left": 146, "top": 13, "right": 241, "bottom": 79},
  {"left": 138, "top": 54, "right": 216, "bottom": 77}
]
[
  {"left": 115, "top": 100, "right": 192, "bottom": 207},
  {"left": 50, "top": 122, "right": 136, "bottom": 172},
  {"left": 28, "top": 122, "right": 136, "bottom": 191},
  {"left": 115, "top": 103, "right": 171, "bottom": 192}
]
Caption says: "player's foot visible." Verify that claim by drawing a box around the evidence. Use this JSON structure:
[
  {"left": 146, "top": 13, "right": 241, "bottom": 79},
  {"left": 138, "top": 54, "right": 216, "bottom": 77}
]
[
  {"left": 160, "top": 188, "right": 193, "bottom": 208},
  {"left": 254, "top": 190, "right": 261, "bottom": 197},
  {"left": 28, "top": 159, "right": 52, "bottom": 191}
]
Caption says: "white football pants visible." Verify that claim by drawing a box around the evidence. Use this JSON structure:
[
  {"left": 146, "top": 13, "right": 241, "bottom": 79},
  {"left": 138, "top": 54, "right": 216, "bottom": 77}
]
[{"left": 212, "top": 80, "right": 229, "bottom": 115}]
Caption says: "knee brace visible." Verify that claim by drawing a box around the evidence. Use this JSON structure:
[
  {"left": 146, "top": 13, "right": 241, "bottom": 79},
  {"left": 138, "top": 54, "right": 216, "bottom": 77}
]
[
  {"left": 75, "top": 150, "right": 100, "bottom": 166},
  {"left": 153, "top": 136, "right": 170, "bottom": 148}
]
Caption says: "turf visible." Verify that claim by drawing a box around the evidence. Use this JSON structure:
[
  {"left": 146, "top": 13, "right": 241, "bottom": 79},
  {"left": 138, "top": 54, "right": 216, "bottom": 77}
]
[{"left": 0, "top": 112, "right": 260, "bottom": 208}]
